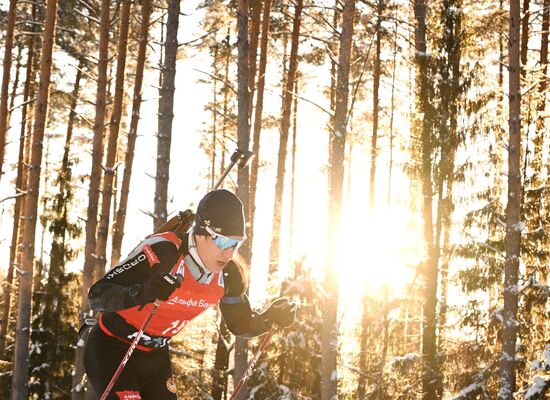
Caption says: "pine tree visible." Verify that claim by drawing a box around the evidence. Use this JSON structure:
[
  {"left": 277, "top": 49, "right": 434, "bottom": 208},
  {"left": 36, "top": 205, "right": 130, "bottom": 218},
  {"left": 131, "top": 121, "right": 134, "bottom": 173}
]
[
  {"left": 247, "top": 262, "right": 322, "bottom": 398},
  {"left": 248, "top": 0, "right": 272, "bottom": 247},
  {"left": 412, "top": 0, "right": 443, "bottom": 397},
  {"left": 234, "top": 0, "right": 252, "bottom": 397},
  {"left": 516, "top": 0, "right": 550, "bottom": 385},
  {"left": 498, "top": 0, "right": 521, "bottom": 397},
  {"left": 269, "top": 0, "right": 304, "bottom": 274},
  {"left": 154, "top": 0, "right": 180, "bottom": 230},
  {"left": 73, "top": 0, "right": 110, "bottom": 396},
  {"left": 248, "top": 0, "right": 263, "bottom": 115},
  {"left": 28, "top": 65, "right": 83, "bottom": 399},
  {"left": 0, "top": 2, "right": 37, "bottom": 359},
  {"left": 322, "top": 1, "right": 355, "bottom": 399},
  {"left": 111, "top": 0, "right": 153, "bottom": 265},
  {"left": 11, "top": 0, "right": 58, "bottom": 397},
  {"left": 368, "top": 0, "right": 384, "bottom": 212},
  {"left": 534, "top": 0, "right": 549, "bottom": 177},
  {"left": 0, "top": 0, "right": 17, "bottom": 177},
  {"left": 95, "top": 0, "right": 131, "bottom": 277}
]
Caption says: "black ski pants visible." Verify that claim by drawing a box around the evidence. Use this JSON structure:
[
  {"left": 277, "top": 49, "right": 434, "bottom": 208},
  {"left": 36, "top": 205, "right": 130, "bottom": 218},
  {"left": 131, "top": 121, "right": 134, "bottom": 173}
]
[{"left": 84, "top": 325, "right": 177, "bottom": 400}]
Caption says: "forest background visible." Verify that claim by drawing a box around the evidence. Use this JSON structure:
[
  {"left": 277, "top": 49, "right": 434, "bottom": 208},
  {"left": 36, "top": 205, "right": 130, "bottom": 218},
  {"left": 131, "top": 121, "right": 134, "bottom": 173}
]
[{"left": 0, "top": 0, "right": 548, "bottom": 399}]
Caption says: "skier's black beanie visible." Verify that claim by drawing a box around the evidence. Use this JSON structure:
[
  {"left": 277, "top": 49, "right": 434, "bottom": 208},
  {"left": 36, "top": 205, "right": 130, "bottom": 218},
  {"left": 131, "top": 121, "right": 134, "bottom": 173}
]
[{"left": 193, "top": 189, "right": 245, "bottom": 237}]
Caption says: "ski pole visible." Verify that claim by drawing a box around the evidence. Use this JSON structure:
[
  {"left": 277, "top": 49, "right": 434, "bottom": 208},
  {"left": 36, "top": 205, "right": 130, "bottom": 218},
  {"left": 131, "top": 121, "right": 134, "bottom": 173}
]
[
  {"left": 100, "top": 272, "right": 183, "bottom": 400},
  {"left": 153, "top": 149, "right": 253, "bottom": 235},
  {"left": 229, "top": 328, "right": 275, "bottom": 400},
  {"left": 99, "top": 300, "right": 161, "bottom": 400},
  {"left": 213, "top": 148, "right": 253, "bottom": 190},
  {"left": 99, "top": 148, "right": 253, "bottom": 399}
]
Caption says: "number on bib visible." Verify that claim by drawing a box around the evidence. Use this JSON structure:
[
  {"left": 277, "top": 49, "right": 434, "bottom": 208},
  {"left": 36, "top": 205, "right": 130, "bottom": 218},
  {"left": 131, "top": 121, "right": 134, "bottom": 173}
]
[{"left": 162, "top": 319, "right": 187, "bottom": 335}]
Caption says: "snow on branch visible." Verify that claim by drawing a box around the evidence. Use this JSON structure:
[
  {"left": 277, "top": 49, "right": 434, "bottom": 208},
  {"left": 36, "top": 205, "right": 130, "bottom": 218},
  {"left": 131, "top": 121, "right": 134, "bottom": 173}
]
[
  {"left": 450, "top": 363, "right": 496, "bottom": 400},
  {"left": 451, "top": 381, "right": 486, "bottom": 400},
  {"left": 387, "top": 353, "right": 420, "bottom": 371},
  {"left": 516, "top": 344, "right": 550, "bottom": 399},
  {"left": 520, "top": 376, "right": 550, "bottom": 399}
]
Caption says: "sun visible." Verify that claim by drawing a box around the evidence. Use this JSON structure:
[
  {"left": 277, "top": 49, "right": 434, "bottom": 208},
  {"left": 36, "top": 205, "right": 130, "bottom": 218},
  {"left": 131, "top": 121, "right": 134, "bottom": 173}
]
[
  {"left": 333, "top": 204, "right": 421, "bottom": 303},
  {"left": 247, "top": 177, "right": 422, "bottom": 308}
]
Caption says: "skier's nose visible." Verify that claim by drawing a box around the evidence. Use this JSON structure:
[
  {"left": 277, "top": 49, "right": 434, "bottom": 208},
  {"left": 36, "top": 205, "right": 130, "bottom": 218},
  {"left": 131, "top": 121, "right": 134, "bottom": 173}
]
[{"left": 220, "top": 247, "right": 236, "bottom": 260}]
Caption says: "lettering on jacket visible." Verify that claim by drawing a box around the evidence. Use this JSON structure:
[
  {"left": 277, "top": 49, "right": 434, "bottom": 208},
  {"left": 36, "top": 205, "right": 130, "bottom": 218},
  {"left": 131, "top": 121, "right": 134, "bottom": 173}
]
[
  {"left": 167, "top": 296, "right": 214, "bottom": 309},
  {"left": 127, "top": 331, "right": 170, "bottom": 348},
  {"left": 106, "top": 254, "right": 147, "bottom": 280}
]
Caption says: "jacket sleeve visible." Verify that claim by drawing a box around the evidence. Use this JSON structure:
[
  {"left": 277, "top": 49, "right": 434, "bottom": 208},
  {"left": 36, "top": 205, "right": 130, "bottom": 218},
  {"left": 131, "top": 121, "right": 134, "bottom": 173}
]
[
  {"left": 219, "top": 261, "right": 271, "bottom": 338},
  {"left": 220, "top": 294, "right": 272, "bottom": 338},
  {"left": 88, "top": 239, "right": 179, "bottom": 312}
]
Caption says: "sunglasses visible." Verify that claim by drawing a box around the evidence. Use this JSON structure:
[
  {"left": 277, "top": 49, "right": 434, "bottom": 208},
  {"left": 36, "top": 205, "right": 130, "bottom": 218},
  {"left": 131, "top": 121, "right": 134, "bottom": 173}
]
[{"left": 204, "top": 225, "right": 243, "bottom": 250}]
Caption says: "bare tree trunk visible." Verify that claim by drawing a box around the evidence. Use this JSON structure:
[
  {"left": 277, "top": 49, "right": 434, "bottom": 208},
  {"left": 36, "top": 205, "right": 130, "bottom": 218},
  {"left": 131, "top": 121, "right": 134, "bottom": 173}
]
[
  {"left": 111, "top": 0, "right": 152, "bottom": 265},
  {"left": 358, "top": 4, "right": 394, "bottom": 378},
  {"left": 322, "top": 1, "right": 355, "bottom": 399},
  {"left": 249, "top": 0, "right": 272, "bottom": 248},
  {"left": 234, "top": 1, "right": 251, "bottom": 398},
  {"left": 154, "top": 0, "right": 180, "bottom": 230},
  {"left": 211, "top": 321, "right": 232, "bottom": 400},
  {"left": 494, "top": 0, "right": 505, "bottom": 198},
  {"left": 533, "top": 0, "right": 549, "bottom": 180},
  {"left": 360, "top": 42, "right": 381, "bottom": 380},
  {"left": 434, "top": 7, "right": 462, "bottom": 391},
  {"left": 369, "top": 0, "right": 383, "bottom": 212},
  {"left": 413, "top": 0, "right": 441, "bottom": 398},
  {"left": 520, "top": 0, "right": 529, "bottom": 79},
  {"left": 0, "top": 0, "right": 17, "bottom": 177},
  {"left": 220, "top": 29, "right": 231, "bottom": 182},
  {"left": 0, "top": 20, "right": 36, "bottom": 358},
  {"left": 387, "top": 15, "right": 397, "bottom": 206},
  {"left": 376, "top": 283, "right": 390, "bottom": 399},
  {"left": 269, "top": 0, "right": 304, "bottom": 273},
  {"left": 499, "top": 0, "right": 505, "bottom": 110},
  {"left": 95, "top": 0, "right": 131, "bottom": 279},
  {"left": 437, "top": 183, "right": 453, "bottom": 333},
  {"left": 38, "top": 117, "right": 52, "bottom": 268},
  {"left": 289, "top": 81, "right": 298, "bottom": 258},
  {"left": 436, "top": 51, "right": 459, "bottom": 347},
  {"left": 248, "top": 0, "right": 263, "bottom": 115},
  {"left": 520, "top": 0, "right": 530, "bottom": 176},
  {"left": 210, "top": 45, "right": 219, "bottom": 190},
  {"left": 329, "top": 0, "right": 339, "bottom": 118},
  {"left": 327, "top": 0, "right": 339, "bottom": 191},
  {"left": 11, "top": 0, "right": 57, "bottom": 398},
  {"left": 6, "top": 44, "right": 22, "bottom": 131},
  {"left": 211, "top": 26, "right": 241, "bottom": 400},
  {"left": 357, "top": 294, "right": 370, "bottom": 398},
  {"left": 73, "top": 1, "right": 110, "bottom": 397},
  {"left": 61, "top": 63, "right": 83, "bottom": 204},
  {"left": 11, "top": 7, "right": 38, "bottom": 342},
  {"left": 498, "top": 0, "right": 522, "bottom": 398}
]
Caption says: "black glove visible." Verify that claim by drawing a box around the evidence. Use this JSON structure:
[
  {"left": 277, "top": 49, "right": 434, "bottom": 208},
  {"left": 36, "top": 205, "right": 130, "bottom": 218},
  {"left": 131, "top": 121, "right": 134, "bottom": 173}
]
[
  {"left": 263, "top": 298, "right": 296, "bottom": 329},
  {"left": 133, "top": 273, "right": 182, "bottom": 304}
]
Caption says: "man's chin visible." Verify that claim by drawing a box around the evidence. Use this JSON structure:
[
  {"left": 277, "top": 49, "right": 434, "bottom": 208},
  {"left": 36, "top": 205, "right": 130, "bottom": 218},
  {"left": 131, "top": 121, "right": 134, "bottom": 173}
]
[{"left": 208, "top": 262, "right": 227, "bottom": 273}]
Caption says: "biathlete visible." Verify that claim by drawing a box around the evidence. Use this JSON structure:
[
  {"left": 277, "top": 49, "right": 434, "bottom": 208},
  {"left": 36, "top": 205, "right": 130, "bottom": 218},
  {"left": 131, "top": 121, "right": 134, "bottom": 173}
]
[{"left": 84, "top": 189, "right": 296, "bottom": 399}]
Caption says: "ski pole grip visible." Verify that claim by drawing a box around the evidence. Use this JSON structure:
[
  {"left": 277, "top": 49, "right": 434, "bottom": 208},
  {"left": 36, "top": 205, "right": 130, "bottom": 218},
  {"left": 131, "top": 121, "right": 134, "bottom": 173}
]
[
  {"left": 213, "top": 149, "right": 253, "bottom": 190},
  {"left": 231, "top": 149, "right": 254, "bottom": 169}
]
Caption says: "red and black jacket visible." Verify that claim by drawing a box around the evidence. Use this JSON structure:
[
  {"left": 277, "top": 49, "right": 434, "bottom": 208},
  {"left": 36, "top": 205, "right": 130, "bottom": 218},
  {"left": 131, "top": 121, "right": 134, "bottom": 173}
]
[{"left": 88, "top": 232, "right": 270, "bottom": 350}]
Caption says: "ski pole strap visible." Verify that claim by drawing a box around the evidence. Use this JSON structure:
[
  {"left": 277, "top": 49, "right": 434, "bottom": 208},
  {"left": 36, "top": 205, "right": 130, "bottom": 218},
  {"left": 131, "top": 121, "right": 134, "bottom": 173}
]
[
  {"left": 99, "top": 301, "right": 161, "bottom": 400},
  {"left": 229, "top": 328, "right": 275, "bottom": 400}
]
